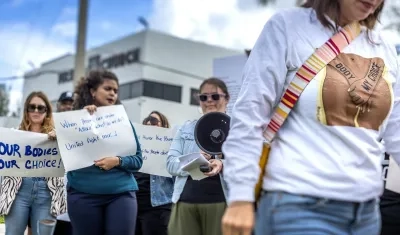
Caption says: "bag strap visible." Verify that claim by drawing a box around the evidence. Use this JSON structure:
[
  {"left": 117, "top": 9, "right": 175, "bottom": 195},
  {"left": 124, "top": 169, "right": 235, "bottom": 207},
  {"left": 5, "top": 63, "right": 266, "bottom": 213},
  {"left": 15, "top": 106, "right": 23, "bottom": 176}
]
[{"left": 263, "top": 22, "right": 362, "bottom": 142}]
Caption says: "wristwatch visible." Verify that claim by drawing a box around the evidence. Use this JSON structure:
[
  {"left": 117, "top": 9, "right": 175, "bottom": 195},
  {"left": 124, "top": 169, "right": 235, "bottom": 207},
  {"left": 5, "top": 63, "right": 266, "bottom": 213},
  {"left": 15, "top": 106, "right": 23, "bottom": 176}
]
[{"left": 117, "top": 156, "right": 122, "bottom": 166}]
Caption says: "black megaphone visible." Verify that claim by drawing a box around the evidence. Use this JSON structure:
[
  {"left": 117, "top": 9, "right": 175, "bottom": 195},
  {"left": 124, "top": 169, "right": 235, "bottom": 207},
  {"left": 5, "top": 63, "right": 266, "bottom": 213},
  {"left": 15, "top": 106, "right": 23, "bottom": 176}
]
[{"left": 194, "top": 112, "right": 231, "bottom": 172}]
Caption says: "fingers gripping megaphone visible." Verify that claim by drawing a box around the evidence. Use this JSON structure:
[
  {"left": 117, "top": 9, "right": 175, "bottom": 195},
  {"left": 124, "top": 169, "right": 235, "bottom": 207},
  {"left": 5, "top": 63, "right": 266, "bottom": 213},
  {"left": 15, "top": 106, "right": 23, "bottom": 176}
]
[{"left": 194, "top": 112, "right": 231, "bottom": 172}]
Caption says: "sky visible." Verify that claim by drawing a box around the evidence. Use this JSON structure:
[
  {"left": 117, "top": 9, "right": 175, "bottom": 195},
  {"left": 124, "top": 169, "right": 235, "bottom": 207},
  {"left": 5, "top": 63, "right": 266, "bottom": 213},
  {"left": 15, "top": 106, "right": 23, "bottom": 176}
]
[{"left": 0, "top": 0, "right": 399, "bottom": 114}]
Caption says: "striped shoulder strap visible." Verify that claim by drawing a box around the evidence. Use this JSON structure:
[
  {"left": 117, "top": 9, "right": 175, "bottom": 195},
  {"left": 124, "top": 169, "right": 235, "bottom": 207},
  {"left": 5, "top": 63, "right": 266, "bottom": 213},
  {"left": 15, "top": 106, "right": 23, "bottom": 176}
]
[{"left": 263, "top": 22, "right": 361, "bottom": 142}]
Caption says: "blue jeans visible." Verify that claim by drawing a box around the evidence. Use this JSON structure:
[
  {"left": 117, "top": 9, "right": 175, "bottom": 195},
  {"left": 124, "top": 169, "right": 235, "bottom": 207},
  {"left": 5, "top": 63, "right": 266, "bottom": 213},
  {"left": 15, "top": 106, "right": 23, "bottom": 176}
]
[
  {"left": 255, "top": 191, "right": 381, "bottom": 235},
  {"left": 5, "top": 177, "right": 55, "bottom": 235}
]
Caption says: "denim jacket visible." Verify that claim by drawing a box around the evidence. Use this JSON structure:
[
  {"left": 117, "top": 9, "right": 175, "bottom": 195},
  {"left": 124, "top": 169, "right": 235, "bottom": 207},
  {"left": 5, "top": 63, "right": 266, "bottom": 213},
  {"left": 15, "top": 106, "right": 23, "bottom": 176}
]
[
  {"left": 149, "top": 174, "right": 174, "bottom": 207},
  {"left": 166, "top": 120, "right": 228, "bottom": 203}
]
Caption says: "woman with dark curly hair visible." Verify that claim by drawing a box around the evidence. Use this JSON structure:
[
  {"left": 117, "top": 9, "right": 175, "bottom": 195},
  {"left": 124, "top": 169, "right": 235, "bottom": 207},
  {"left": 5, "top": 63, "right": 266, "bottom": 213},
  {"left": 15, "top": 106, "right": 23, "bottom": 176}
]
[{"left": 65, "top": 69, "right": 143, "bottom": 235}]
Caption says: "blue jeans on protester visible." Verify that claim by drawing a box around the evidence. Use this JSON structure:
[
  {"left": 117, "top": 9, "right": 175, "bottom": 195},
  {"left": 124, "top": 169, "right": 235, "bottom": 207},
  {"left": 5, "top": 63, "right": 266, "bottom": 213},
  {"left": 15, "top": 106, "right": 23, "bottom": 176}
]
[
  {"left": 67, "top": 187, "right": 137, "bottom": 235},
  {"left": 255, "top": 191, "right": 381, "bottom": 235},
  {"left": 5, "top": 177, "right": 55, "bottom": 235}
]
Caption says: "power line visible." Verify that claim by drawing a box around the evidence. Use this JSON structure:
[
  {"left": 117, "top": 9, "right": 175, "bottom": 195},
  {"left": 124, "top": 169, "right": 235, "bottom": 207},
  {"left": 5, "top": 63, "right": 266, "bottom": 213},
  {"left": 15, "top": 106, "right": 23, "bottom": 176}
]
[
  {"left": 0, "top": 60, "right": 207, "bottom": 83},
  {"left": 0, "top": 70, "right": 61, "bottom": 82},
  {"left": 0, "top": 76, "right": 24, "bottom": 82}
]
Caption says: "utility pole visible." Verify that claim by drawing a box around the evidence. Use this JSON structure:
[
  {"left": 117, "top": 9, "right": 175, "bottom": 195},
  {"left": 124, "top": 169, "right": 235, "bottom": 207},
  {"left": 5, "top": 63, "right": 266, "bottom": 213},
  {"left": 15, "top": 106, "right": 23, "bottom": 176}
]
[{"left": 73, "top": 0, "right": 89, "bottom": 88}]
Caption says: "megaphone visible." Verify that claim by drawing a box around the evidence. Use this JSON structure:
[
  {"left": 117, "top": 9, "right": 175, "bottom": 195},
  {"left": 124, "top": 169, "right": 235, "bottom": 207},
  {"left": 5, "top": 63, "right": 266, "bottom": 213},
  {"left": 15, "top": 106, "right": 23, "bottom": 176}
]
[{"left": 194, "top": 112, "right": 231, "bottom": 172}]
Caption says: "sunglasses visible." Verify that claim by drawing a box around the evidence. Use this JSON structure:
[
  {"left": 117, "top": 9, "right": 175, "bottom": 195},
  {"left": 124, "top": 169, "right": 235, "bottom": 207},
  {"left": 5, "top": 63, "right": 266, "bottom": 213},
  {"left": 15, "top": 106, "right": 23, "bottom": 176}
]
[
  {"left": 145, "top": 116, "right": 161, "bottom": 126},
  {"left": 27, "top": 104, "right": 47, "bottom": 114},
  {"left": 198, "top": 93, "right": 225, "bottom": 102}
]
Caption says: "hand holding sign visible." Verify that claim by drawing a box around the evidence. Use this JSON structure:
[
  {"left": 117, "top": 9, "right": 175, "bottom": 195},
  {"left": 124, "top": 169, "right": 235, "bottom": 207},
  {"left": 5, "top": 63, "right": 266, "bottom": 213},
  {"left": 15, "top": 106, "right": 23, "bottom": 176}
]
[
  {"left": 0, "top": 128, "right": 64, "bottom": 177},
  {"left": 84, "top": 105, "right": 97, "bottom": 115},
  {"left": 133, "top": 124, "right": 175, "bottom": 177},
  {"left": 53, "top": 105, "right": 137, "bottom": 172},
  {"left": 94, "top": 156, "right": 119, "bottom": 171},
  {"left": 48, "top": 130, "right": 57, "bottom": 141}
]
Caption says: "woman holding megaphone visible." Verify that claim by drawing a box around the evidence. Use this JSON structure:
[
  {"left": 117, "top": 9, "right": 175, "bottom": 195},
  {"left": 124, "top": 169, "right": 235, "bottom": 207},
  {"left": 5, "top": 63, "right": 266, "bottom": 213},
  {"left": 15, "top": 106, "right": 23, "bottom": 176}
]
[{"left": 166, "top": 77, "right": 229, "bottom": 235}]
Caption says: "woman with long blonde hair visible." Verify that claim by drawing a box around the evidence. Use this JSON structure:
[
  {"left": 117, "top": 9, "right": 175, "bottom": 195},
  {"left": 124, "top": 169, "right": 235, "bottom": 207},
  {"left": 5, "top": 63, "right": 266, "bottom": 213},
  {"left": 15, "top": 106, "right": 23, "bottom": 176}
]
[{"left": 0, "top": 91, "right": 66, "bottom": 235}]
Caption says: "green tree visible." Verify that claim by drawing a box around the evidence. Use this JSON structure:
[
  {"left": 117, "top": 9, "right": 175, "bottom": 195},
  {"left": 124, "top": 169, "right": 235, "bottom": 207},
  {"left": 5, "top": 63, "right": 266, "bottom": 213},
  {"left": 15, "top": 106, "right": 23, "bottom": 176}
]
[{"left": 0, "top": 89, "right": 9, "bottom": 116}]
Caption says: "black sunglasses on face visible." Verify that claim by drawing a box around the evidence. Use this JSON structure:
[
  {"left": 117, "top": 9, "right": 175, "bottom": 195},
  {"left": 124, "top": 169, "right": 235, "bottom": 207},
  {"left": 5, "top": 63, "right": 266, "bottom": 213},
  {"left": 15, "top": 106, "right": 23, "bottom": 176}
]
[
  {"left": 27, "top": 104, "right": 47, "bottom": 114},
  {"left": 145, "top": 116, "right": 161, "bottom": 126},
  {"left": 198, "top": 93, "right": 225, "bottom": 102}
]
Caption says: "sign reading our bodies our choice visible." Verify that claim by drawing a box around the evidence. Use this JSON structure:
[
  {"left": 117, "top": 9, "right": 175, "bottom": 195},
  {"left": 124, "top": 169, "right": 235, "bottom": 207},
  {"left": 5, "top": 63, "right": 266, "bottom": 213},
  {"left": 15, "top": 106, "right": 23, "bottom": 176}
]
[
  {"left": 0, "top": 127, "right": 64, "bottom": 177},
  {"left": 53, "top": 105, "right": 137, "bottom": 172}
]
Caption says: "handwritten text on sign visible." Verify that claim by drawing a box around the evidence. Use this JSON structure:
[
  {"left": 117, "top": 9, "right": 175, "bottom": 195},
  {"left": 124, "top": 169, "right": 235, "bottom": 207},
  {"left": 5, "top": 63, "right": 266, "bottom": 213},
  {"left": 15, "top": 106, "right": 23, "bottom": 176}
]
[
  {"left": 133, "top": 124, "right": 175, "bottom": 177},
  {"left": 0, "top": 127, "right": 64, "bottom": 177},
  {"left": 53, "top": 105, "right": 137, "bottom": 171}
]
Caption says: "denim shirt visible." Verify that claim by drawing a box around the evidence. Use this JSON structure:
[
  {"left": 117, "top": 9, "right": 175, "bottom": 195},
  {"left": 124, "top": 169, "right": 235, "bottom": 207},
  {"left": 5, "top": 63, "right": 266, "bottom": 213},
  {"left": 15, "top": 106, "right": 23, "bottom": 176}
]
[
  {"left": 166, "top": 120, "right": 228, "bottom": 203},
  {"left": 149, "top": 174, "right": 174, "bottom": 206}
]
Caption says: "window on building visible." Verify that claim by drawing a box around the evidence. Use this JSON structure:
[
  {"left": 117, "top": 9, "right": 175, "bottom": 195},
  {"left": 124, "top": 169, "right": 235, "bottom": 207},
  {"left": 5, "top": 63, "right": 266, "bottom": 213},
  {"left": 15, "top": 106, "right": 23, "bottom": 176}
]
[
  {"left": 119, "top": 83, "right": 132, "bottom": 100},
  {"left": 58, "top": 70, "right": 73, "bottom": 84},
  {"left": 190, "top": 88, "right": 200, "bottom": 106},
  {"left": 142, "top": 80, "right": 182, "bottom": 103},
  {"left": 143, "top": 81, "right": 164, "bottom": 99},
  {"left": 118, "top": 79, "right": 182, "bottom": 103},
  {"left": 164, "top": 84, "right": 182, "bottom": 103},
  {"left": 131, "top": 80, "right": 144, "bottom": 98}
]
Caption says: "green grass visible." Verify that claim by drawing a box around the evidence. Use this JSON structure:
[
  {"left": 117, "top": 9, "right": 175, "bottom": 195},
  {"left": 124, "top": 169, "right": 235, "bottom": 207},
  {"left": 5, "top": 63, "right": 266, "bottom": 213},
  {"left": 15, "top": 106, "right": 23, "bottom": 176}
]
[{"left": 0, "top": 216, "right": 4, "bottom": 224}]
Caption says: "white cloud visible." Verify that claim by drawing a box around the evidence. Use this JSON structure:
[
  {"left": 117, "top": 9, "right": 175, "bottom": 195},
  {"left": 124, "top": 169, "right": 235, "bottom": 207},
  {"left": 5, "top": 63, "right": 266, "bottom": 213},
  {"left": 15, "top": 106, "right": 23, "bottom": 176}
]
[
  {"left": 59, "top": 6, "right": 77, "bottom": 19},
  {"left": 149, "top": 0, "right": 400, "bottom": 50},
  {"left": 149, "top": 0, "right": 292, "bottom": 50},
  {"left": 100, "top": 21, "right": 113, "bottom": 31},
  {"left": 52, "top": 21, "right": 77, "bottom": 38},
  {"left": 50, "top": 7, "right": 78, "bottom": 38},
  {"left": 0, "top": 23, "right": 73, "bottom": 76},
  {"left": 0, "top": 22, "right": 73, "bottom": 113}
]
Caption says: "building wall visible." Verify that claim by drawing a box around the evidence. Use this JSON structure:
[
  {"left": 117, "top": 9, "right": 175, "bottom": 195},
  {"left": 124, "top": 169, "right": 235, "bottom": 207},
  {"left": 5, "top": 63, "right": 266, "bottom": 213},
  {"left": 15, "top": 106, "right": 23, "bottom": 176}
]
[
  {"left": 22, "top": 30, "right": 240, "bottom": 126},
  {"left": 122, "top": 96, "right": 202, "bottom": 126}
]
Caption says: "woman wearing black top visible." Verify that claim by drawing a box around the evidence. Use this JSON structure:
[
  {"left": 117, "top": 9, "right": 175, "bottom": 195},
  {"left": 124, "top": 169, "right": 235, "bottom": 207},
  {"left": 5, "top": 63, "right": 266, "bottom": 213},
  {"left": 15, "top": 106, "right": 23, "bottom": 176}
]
[{"left": 167, "top": 78, "right": 229, "bottom": 235}]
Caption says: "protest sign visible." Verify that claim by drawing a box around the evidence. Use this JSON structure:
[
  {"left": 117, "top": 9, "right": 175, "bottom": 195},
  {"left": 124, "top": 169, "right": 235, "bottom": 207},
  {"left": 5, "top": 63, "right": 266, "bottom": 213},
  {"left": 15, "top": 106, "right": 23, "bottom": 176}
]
[
  {"left": 0, "top": 127, "right": 64, "bottom": 177},
  {"left": 53, "top": 105, "right": 137, "bottom": 171},
  {"left": 133, "top": 124, "right": 175, "bottom": 177},
  {"left": 213, "top": 54, "right": 247, "bottom": 115},
  {"left": 179, "top": 152, "right": 208, "bottom": 180}
]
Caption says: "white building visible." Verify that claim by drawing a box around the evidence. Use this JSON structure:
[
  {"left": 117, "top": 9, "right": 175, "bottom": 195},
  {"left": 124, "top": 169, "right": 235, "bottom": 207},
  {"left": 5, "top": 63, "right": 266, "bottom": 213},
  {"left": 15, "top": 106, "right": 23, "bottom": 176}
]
[{"left": 22, "top": 30, "right": 241, "bottom": 126}]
